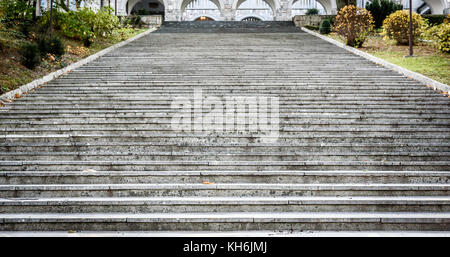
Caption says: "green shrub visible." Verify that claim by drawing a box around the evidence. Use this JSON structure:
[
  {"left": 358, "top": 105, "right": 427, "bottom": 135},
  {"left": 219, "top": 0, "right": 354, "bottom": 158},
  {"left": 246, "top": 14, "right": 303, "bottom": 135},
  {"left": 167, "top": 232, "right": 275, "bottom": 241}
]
[
  {"left": 382, "top": 10, "right": 427, "bottom": 45},
  {"left": 93, "top": 7, "right": 120, "bottom": 37},
  {"left": 319, "top": 19, "right": 331, "bottom": 34},
  {"left": 48, "top": 36, "right": 65, "bottom": 57},
  {"left": 83, "top": 34, "right": 92, "bottom": 47},
  {"left": 306, "top": 8, "right": 319, "bottom": 15},
  {"left": 334, "top": 5, "right": 374, "bottom": 47},
  {"left": 0, "top": 0, "right": 34, "bottom": 26},
  {"left": 304, "top": 25, "right": 319, "bottom": 31},
  {"left": 425, "top": 22, "right": 450, "bottom": 53},
  {"left": 38, "top": 9, "right": 65, "bottom": 32},
  {"left": 37, "top": 36, "right": 65, "bottom": 57},
  {"left": 365, "top": 0, "right": 403, "bottom": 28},
  {"left": 60, "top": 11, "right": 93, "bottom": 40},
  {"left": 123, "top": 15, "right": 143, "bottom": 28},
  {"left": 422, "top": 14, "right": 447, "bottom": 26},
  {"left": 20, "top": 42, "right": 41, "bottom": 69},
  {"left": 322, "top": 15, "right": 336, "bottom": 26},
  {"left": 37, "top": 36, "right": 50, "bottom": 57}
]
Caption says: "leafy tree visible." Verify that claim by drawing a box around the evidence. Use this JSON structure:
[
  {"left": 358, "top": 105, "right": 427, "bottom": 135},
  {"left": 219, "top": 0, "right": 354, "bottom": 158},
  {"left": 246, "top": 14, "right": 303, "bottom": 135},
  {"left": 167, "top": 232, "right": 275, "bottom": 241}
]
[
  {"left": 366, "top": 0, "right": 403, "bottom": 28},
  {"left": 305, "top": 8, "right": 319, "bottom": 15},
  {"left": 334, "top": 5, "right": 375, "bottom": 47},
  {"left": 0, "top": 0, "right": 34, "bottom": 26}
]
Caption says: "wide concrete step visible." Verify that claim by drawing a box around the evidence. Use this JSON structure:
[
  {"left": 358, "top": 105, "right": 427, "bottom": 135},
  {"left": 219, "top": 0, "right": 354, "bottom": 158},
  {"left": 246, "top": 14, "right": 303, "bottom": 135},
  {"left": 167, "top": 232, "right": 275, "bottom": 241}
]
[
  {"left": 2, "top": 143, "right": 448, "bottom": 154},
  {"left": 1, "top": 196, "right": 449, "bottom": 213},
  {"left": 0, "top": 183, "right": 448, "bottom": 197},
  {"left": 1, "top": 170, "right": 448, "bottom": 184},
  {"left": 0, "top": 160, "right": 449, "bottom": 171},
  {"left": 1, "top": 151, "right": 448, "bottom": 162},
  {"left": 2, "top": 127, "right": 449, "bottom": 135},
  {"left": 1, "top": 134, "right": 449, "bottom": 145},
  {"left": 1, "top": 212, "right": 449, "bottom": 231},
  {"left": 9, "top": 95, "right": 450, "bottom": 102}
]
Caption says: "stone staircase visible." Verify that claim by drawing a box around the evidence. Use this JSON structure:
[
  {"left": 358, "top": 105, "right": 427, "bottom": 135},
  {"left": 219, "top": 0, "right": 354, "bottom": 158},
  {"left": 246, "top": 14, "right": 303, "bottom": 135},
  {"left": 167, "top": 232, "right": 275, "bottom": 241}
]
[{"left": 0, "top": 22, "right": 449, "bottom": 232}]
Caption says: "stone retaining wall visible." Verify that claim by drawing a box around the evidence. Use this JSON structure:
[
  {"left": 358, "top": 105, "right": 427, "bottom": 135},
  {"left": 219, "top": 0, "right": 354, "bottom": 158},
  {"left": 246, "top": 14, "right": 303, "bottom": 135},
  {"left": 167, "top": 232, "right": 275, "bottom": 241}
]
[
  {"left": 293, "top": 15, "right": 336, "bottom": 28},
  {"left": 140, "top": 15, "right": 163, "bottom": 26}
]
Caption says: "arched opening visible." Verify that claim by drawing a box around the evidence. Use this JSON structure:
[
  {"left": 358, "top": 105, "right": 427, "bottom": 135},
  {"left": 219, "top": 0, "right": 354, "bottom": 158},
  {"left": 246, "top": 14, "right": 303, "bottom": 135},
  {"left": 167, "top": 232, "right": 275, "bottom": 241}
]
[
  {"left": 181, "top": 0, "right": 222, "bottom": 21},
  {"left": 235, "top": 0, "right": 275, "bottom": 21},
  {"left": 291, "top": 0, "right": 326, "bottom": 16},
  {"left": 195, "top": 16, "right": 216, "bottom": 20},
  {"left": 242, "top": 16, "right": 262, "bottom": 21},
  {"left": 127, "top": 0, "right": 165, "bottom": 16}
]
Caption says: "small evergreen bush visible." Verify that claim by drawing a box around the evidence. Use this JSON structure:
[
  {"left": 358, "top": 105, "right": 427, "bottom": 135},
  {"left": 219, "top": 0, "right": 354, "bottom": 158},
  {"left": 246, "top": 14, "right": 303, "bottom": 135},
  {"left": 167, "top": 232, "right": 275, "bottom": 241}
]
[
  {"left": 37, "top": 36, "right": 65, "bottom": 57},
  {"left": 20, "top": 42, "right": 41, "bottom": 69},
  {"left": 305, "top": 8, "right": 319, "bottom": 15},
  {"left": 319, "top": 19, "right": 331, "bottom": 34},
  {"left": 48, "top": 36, "right": 65, "bottom": 57},
  {"left": 37, "top": 36, "right": 50, "bottom": 57}
]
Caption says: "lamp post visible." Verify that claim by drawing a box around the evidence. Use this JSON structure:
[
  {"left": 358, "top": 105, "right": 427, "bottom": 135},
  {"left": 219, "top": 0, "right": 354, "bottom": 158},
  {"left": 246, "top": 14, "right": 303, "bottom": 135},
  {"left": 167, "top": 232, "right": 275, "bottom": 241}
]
[
  {"left": 408, "top": 0, "right": 413, "bottom": 57},
  {"left": 49, "top": 0, "right": 53, "bottom": 37}
]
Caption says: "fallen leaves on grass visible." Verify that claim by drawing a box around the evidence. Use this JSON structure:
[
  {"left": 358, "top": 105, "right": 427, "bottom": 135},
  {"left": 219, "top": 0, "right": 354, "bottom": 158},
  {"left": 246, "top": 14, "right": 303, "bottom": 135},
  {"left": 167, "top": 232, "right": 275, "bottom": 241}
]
[
  {"left": 202, "top": 181, "right": 215, "bottom": 185},
  {"left": 14, "top": 93, "right": 21, "bottom": 98},
  {"left": 66, "top": 45, "right": 89, "bottom": 56}
]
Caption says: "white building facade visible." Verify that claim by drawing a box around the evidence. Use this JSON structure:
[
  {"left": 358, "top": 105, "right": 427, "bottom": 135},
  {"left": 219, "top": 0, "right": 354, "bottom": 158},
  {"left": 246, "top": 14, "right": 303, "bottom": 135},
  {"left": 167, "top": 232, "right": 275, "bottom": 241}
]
[{"left": 37, "top": 0, "right": 450, "bottom": 21}]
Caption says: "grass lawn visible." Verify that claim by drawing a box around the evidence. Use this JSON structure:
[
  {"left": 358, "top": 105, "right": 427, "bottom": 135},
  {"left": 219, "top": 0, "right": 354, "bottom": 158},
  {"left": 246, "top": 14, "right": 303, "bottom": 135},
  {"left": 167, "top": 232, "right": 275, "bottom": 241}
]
[
  {"left": 0, "top": 28, "right": 146, "bottom": 96},
  {"left": 327, "top": 32, "right": 450, "bottom": 85}
]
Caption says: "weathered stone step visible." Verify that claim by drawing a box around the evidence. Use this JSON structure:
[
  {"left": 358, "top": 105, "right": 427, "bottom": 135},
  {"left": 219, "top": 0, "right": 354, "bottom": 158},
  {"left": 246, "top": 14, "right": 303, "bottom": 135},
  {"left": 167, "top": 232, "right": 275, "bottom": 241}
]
[
  {"left": 2, "top": 142, "right": 448, "bottom": 153},
  {"left": 20, "top": 89, "right": 446, "bottom": 97},
  {"left": 3, "top": 210, "right": 450, "bottom": 231},
  {"left": 3, "top": 127, "right": 448, "bottom": 133},
  {"left": 1, "top": 151, "right": 448, "bottom": 162},
  {"left": 1, "top": 117, "right": 448, "bottom": 125},
  {"left": 1, "top": 170, "right": 448, "bottom": 184},
  {"left": 0, "top": 183, "right": 449, "bottom": 197},
  {"left": 42, "top": 82, "right": 426, "bottom": 87},
  {"left": 0, "top": 160, "right": 448, "bottom": 171},
  {"left": 1, "top": 212, "right": 449, "bottom": 231},
  {"left": 1, "top": 196, "right": 449, "bottom": 213},
  {"left": 1, "top": 133, "right": 448, "bottom": 142},
  {"left": 15, "top": 95, "right": 449, "bottom": 103},
  {"left": 2, "top": 108, "right": 447, "bottom": 117},
  {"left": 2, "top": 130, "right": 447, "bottom": 139}
]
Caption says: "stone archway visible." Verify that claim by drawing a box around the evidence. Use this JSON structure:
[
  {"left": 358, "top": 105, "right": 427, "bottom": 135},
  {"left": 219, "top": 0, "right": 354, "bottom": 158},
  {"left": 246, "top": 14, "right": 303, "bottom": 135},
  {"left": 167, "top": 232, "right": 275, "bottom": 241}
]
[
  {"left": 241, "top": 16, "right": 263, "bottom": 20},
  {"left": 233, "top": 0, "right": 279, "bottom": 15},
  {"left": 126, "top": 0, "right": 166, "bottom": 15},
  {"left": 180, "top": 0, "right": 224, "bottom": 20},
  {"left": 235, "top": 0, "right": 274, "bottom": 21}
]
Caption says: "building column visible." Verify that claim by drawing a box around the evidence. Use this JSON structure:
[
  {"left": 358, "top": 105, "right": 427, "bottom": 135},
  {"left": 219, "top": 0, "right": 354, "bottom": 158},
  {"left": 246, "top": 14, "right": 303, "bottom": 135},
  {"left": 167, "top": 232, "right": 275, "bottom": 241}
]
[
  {"left": 165, "top": 8, "right": 181, "bottom": 21},
  {"left": 222, "top": 4, "right": 235, "bottom": 21},
  {"left": 274, "top": 0, "right": 291, "bottom": 21}
]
